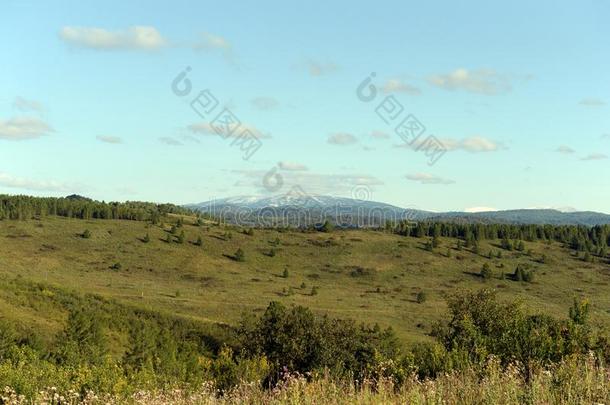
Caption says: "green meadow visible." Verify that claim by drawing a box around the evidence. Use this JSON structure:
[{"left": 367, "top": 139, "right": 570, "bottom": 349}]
[{"left": 2, "top": 214, "right": 608, "bottom": 345}]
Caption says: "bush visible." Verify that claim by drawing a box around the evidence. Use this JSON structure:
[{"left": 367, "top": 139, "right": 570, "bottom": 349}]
[
  {"left": 238, "top": 301, "right": 399, "bottom": 381},
  {"left": 81, "top": 229, "right": 91, "bottom": 239},
  {"left": 282, "top": 268, "right": 289, "bottom": 278},
  {"left": 234, "top": 248, "right": 245, "bottom": 262},
  {"left": 416, "top": 291, "right": 427, "bottom": 304},
  {"left": 480, "top": 263, "right": 493, "bottom": 280},
  {"left": 142, "top": 233, "right": 150, "bottom": 243},
  {"left": 194, "top": 235, "right": 203, "bottom": 246}
]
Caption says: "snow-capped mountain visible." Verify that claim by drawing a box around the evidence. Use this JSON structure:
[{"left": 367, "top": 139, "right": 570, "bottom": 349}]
[{"left": 186, "top": 196, "right": 610, "bottom": 227}]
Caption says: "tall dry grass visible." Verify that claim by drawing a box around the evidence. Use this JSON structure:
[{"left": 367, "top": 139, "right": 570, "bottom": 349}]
[{"left": 2, "top": 354, "right": 609, "bottom": 405}]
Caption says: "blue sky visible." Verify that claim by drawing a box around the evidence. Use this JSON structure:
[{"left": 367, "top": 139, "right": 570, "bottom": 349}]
[{"left": 1, "top": 0, "right": 609, "bottom": 212}]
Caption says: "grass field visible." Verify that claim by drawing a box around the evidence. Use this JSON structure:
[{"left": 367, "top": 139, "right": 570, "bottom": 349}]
[{"left": 1, "top": 215, "right": 609, "bottom": 345}]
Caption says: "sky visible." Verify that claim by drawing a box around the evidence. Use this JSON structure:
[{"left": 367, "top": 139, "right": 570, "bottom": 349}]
[{"left": 1, "top": 0, "right": 609, "bottom": 213}]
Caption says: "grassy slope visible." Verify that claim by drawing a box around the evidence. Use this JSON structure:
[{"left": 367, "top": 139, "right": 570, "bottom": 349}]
[{"left": 0, "top": 216, "right": 609, "bottom": 344}]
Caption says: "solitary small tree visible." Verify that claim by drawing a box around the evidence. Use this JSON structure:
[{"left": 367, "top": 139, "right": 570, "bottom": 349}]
[
  {"left": 143, "top": 233, "right": 150, "bottom": 243},
  {"left": 234, "top": 248, "right": 245, "bottom": 262},
  {"left": 195, "top": 235, "right": 203, "bottom": 246},
  {"left": 177, "top": 230, "right": 185, "bottom": 244},
  {"left": 165, "top": 233, "right": 173, "bottom": 244},
  {"left": 82, "top": 229, "right": 91, "bottom": 239},
  {"left": 321, "top": 220, "right": 334, "bottom": 233},
  {"left": 416, "top": 291, "right": 427, "bottom": 304},
  {"left": 481, "top": 263, "right": 493, "bottom": 280},
  {"left": 282, "top": 268, "right": 289, "bottom": 278}
]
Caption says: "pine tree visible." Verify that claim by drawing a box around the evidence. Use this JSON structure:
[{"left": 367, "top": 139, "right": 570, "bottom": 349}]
[
  {"left": 234, "top": 248, "right": 245, "bottom": 262},
  {"left": 177, "top": 230, "right": 185, "bottom": 244}
]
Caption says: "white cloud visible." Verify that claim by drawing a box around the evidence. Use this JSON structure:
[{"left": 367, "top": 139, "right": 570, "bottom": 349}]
[
  {"left": 405, "top": 173, "right": 455, "bottom": 185},
  {"left": 233, "top": 169, "right": 383, "bottom": 196},
  {"left": 327, "top": 132, "right": 357, "bottom": 145},
  {"left": 188, "top": 122, "right": 271, "bottom": 139},
  {"left": 382, "top": 79, "right": 421, "bottom": 95},
  {"left": 251, "top": 97, "right": 280, "bottom": 111},
  {"left": 278, "top": 161, "right": 308, "bottom": 171},
  {"left": 455, "top": 136, "right": 500, "bottom": 152},
  {"left": 59, "top": 26, "right": 167, "bottom": 50},
  {"left": 306, "top": 60, "right": 338, "bottom": 76},
  {"left": 464, "top": 206, "right": 497, "bottom": 213},
  {"left": 0, "top": 116, "right": 53, "bottom": 140},
  {"left": 555, "top": 145, "right": 575, "bottom": 154},
  {"left": 159, "top": 137, "right": 182, "bottom": 146},
  {"left": 579, "top": 98, "right": 606, "bottom": 107},
  {"left": 399, "top": 135, "right": 502, "bottom": 153},
  {"left": 13, "top": 97, "right": 44, "bottom": 113},
  {"left": 580, "top": 153, "right": 608, "bottom": 161},
  {"left": 193, "top": 32, "right": 234, "bottom": 62},
  {"left": 193, "top": 32, "right": 231, "bottom": 51},
  {"left": 428, "top": 68, "right": 511, "bottom": 95},
  {"left": 0, "top": 172, "right": 78, "bottom": 193},
  {"left": 370, "top": 130, "right": 390, "bottom": 139},
  {"left": 96, "top": 135, "right": 123, "bottom": 144}
]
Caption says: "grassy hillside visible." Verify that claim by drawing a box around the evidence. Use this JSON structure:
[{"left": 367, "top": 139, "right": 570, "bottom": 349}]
[{"left": 1, "top": 215, "right": 609, "bottom": 344}]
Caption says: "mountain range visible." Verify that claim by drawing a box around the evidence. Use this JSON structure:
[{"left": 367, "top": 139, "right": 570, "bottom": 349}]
[{"left": 186, "top": 195, "right": 610, "bottom": 227}]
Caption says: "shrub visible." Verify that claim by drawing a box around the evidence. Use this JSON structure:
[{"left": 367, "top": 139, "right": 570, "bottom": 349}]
[
  {"left": 81, "top": 229, "right": 91, "bottom": 239},
  {"left": 310, "top": 286, "right": 318, "bottom": 296},
  {"left": 177, "top": 230, "right": 185, "bottom": 244},
  {"left": 282, "top": 268, "right": 289, "bottom": 278},
  {"left": 110, "top": 262, "right": 122, "bottom": 270},
  {"left": 416, "top": 291, "right": 427, "bottom": 304},
  {"left": 234, "top": 248, "right": 245, "bottom": 262},
  {"left": 480, "top": 263, "right": 493, "bottom": 280},
  {"left": 320, "top": 220, "right": 334, "bottom": 233},
  {"left": 195, "top": 235, "right": 203, "bottom": 246},
  {"left": 143, "top": 233, "right": 150, "bottom": 243}
]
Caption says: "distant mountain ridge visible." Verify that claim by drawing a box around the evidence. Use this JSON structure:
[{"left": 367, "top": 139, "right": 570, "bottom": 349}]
[{"left": 187, "top": 196, "right": 610, "bottom": 227}]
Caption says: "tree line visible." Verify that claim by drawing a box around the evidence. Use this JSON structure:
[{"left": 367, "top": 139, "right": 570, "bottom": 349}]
[
  {"left": 0, "top": 194, "right": 196, "bottom": 222},
  {"left": 390, "top": 220, "right": 609, "bottom": 254}
]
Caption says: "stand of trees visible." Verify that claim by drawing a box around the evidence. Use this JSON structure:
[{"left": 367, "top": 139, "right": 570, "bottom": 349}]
[
  {"left": 0, "top": 194, "right": 196, "bottom": 222},
  {"left": 390, "top": 220, "right": 609, "bottom": 255}
]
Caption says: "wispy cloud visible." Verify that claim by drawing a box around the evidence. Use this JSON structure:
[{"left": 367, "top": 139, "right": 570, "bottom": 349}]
[
  {"left": 305, "top": 60, "right": 338, "bottom": 76},
  {"left": 0, "top": 172, "right": 79, "bottom": 193},
  {"left": 370, "top": 130, "right": 390, "bottom": 139},
  {"left": 579, "top": 98, "right": 606, "bottom": 107},
  {"left": 188, "top": 122, "right": 271, "bottom": 139},
  {"left": 159, "top": 136, "right": 182, "bottom": 146},
  {"left": 428, "top": 68, "right": 511, "bottom": 95},
  {"left": 192, "top": 32, "right": 234, "bottom": 62},
  {"left": 13, "top": 97, "right": 44, "bottom": 113},
  {"left": 405, "top": 173, "right": 455, "bottom": 185},
  {"left": 59, "top": 26, "right": 167, "bottom": 50},
  {"left": 0, "top": 116, "right": 53, "bottom": 140},
  {"left": 382, "top": 79, "right": 421, "bottom": 95},
  {"left": 96, "top": 135, "right": 123, "bottom": 144},
  {"left": 555, "top": 145, "right": 575, "bottom": 154},
  {"left": 234, "top": 169, "right": 383, "bottom": 196},
  {"left": 580, "top": 153, "right": 608, "bottom": 161},
  {"left": 278, "top": 161, "right": 308, "bottom": 171},
  {"left": 327, "top": 132, "right": 357, "bottom": 145},
  {"left": 251, "top": 97, "right": 280, "bottom": 111},
  {"left": 397, "top": 135, "right": 502, "bottom": 152}
]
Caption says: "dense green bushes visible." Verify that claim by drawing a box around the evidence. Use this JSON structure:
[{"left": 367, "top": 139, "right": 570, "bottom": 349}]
[{"left": 0, "top": 277, "right": 607, "bottom": 400}]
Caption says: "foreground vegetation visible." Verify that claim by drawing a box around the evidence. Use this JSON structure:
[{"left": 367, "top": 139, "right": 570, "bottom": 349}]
[{"left": 0, "top": 195, "right": 609, "bottom": 403}]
